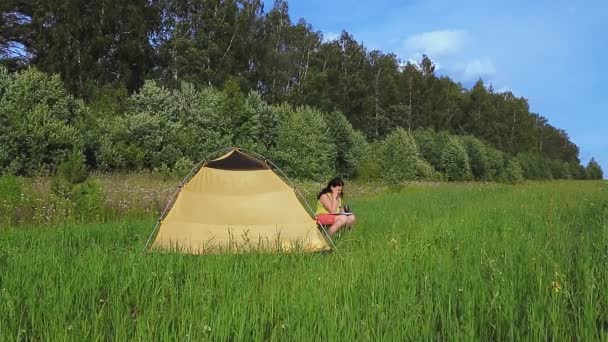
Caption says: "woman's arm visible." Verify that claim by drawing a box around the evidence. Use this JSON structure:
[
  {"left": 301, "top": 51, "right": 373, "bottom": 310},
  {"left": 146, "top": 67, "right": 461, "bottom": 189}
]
[{"left": 319, "top": 193, "right": 339, "bottom": 213}]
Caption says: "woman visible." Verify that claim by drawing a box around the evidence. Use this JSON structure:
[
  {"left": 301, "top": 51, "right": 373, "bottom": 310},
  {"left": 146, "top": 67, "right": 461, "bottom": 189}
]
[{"left": 315, "top": 177, "right": 356, "bottom": 236}]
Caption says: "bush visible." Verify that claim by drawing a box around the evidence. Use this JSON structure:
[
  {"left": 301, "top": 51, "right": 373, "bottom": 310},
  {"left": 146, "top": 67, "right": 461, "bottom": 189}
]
[
  {"left": 0, "top": 68, "right": 85, "bottom": 175},
  {"left": 440, "top": 137, "right": 472, "bottom": 181},
  {"left": 549, "top": 159, "right": 571, "bottom": 180},
  {"left": 70, "top": 179, "right": 105, "bottom": 221},
  {"left": 586, "top": 158, "right": 603, "bottom": 180},
  {"left": 272, "top": 106, "right": 336, "bottom": 180},
  {"left": 517, "top": 153, "right": 549, "bottom": 180},
  {"left": 322, "top": 111, "right": 368, "bottom": 178},
  {"left": 486, "top": 148, "right": 506, "bottom": 181},
  {"left": 356, "top": 141, "right": 382, "bottom": 181},
  {"left": 413, "top": 129, "right": 450, "bottom": 172},
  {"left": 58, "top": 148, "right": 88, "bottom": 184},
  {"left": 460, "top": 136, "right": 489, "bottom": 180},
  {"left": 379, "top": 128, "right": 420, "bottom": 183},
  {"left": 415, "top": 158, "right": 442, "bottom": 181},
  {"left": 234, "top": 91, "right": 280, "bottom": 155},
  {"left": 503, "top": 158, "right": 524, "bottom": 183},
  {"left": 172, "top": 157, "right": 195, "bottom": 179}
]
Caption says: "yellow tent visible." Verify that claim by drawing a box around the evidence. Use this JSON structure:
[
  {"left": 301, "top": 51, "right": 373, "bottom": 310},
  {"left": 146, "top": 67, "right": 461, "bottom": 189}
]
[{"left": 148, "top": 148, "right": 331, "bottom": 254}]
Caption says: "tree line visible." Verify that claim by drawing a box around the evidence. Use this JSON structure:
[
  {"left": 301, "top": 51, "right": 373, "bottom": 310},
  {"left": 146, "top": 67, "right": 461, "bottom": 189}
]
[{"left": 0, "top": 0, "right": 603, "bottom": 180}]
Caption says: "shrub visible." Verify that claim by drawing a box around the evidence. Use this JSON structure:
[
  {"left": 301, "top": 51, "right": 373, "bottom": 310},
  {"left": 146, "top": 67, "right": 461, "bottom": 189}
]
[
  {"left": 58, "top": 148, "right": 88, "bottom": 184},
  {"left": 356, "top": 141, "right": 382, "bottom": 181},
  {"left": 413, "top": 129, "right": 450, "bottom": 172},
  {"left": 0, "top": 68, "right": 84, "bottom": 175},
  {"left": 234, "top": 91, "right": 280, "bottom": 155},
  {"left": 440, "top": 137, "right": 472, "bottom": 181},
  {"left": 173, "top": 157, "right": 195, "bottom": 179},
  {"left": 379, "top": 128, "right": 420, "bottom": 183},
  {"left": 272, "top": 106, "right": 336, "bottom": 180},
  {"left": 503, "top": 158, "right": 524, "bottom": 183},
  {"left": 486, "top": 147, "right": 506, "bottom": 181},
  {"left": 70, "top": 179, "right": 105, "bottom": 221},
  {"left": 586, "top": 158, "right": 603, "bottom": 180},
  {"left": 322, "top": 111, "right": 368, "bottom": 178},
  {"left": 549, "top": 159, "right": 571, "bottom": 180},
  {"left": 460, "top": 136, "right": 489, "bottom": 180}
]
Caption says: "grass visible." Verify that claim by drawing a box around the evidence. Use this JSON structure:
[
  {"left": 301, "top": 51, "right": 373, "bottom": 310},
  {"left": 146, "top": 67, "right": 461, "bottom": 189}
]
[{"left": 0, "top": 180, "right": 607, "bottom": 340}]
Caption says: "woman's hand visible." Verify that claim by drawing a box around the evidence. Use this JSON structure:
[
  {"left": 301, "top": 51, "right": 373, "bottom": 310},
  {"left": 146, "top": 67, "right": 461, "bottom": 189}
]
[{"left": 331, "top": 186, "right": 341, "bottom": 199}]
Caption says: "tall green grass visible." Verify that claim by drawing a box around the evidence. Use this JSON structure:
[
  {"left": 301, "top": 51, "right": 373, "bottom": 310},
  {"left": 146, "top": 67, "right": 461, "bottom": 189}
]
[{"left": 0, "top": 181, "right": 607, "bottom": 340}]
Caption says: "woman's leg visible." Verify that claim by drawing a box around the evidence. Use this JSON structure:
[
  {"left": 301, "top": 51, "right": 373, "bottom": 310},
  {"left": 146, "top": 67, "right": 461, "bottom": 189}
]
[
  {"left": 328, "top": 215, "right": 348, "bottom": 235},
  {"left": 346, "top": 214, "right": 356, "bottom": 228}
]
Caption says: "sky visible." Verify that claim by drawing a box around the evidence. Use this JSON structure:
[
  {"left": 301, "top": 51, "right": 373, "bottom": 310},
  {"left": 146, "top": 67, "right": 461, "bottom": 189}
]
[{"left": 267, "top": 0, "right": 607, "bottom": 177}]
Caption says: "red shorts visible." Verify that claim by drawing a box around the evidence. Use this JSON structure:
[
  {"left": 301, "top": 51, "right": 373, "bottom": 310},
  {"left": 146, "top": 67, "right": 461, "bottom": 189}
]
[{"left": 316, "top": 214, "right": 337, "bottom": 225}]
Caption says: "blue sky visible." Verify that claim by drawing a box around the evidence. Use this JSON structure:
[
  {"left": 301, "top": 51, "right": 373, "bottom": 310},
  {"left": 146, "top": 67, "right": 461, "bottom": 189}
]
[{"left": 268, "top": 0, "right": 607, "bottom": 177}]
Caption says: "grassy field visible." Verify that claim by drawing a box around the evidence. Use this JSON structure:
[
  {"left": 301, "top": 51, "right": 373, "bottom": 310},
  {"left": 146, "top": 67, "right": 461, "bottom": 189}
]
[{"left": 0, "top": 181, "right": 607, "bottom": 340}]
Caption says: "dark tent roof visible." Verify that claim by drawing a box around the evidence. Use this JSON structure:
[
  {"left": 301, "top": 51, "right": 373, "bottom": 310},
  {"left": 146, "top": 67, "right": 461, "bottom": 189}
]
[{"left": 204, "top": 149, "right": 270, "bottom": 171}]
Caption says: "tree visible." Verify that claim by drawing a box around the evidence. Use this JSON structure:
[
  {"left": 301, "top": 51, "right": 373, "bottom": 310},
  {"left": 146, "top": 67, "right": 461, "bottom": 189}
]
[
  {"left": 272, "top": 106, "right": 336, "bottom": 180},
  {"left": 586, "top": 158, "right": 603, "bottom": 180},
  {"left": 440, "top": 136, "right": 472, "bottom": 181},
  {"left": 0, "top": 68, "right": 85, "bottom": 175},
  {"left": 379, "top": 128, "right": 421, "bottom": 183}
]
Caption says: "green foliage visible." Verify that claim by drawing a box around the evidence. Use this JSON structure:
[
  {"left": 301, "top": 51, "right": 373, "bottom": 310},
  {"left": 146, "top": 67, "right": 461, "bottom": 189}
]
[
  {"left": 0, "top": 174, "right": 30, "bottom": 224},
  {"left": 486, "top": 148, "right": 506, "bottom": 182},
  {"left": 503, "top": 158, "right": 524, "bottom": 183},
  {"left": 517, "top": 153, "right": 553, "bottom": 180},
  {"left": 379, "top": 128, "right": 420, "bottom": 183},
  {"left": 575, "top": 164, "right": 589, "bottom": 180},
  {"left": 97, "top": 81, "right": 232, "bottom": 171},
  {"left": 322, "top": 111, "right": 368, "bottom": 178},
  {"left": 586, "top": 158, "right": 603, "bottom": 180},
  {"left": 549, "top": 159, "right": 572, "bottom": 180},
  {"left": 70, "top": 179, "right": 105, "bottom": 221},
  {"left": 460, "top": 136, "right": 489, "bottom": 180},
  {"left": 440, "top": 137, "right": 472, "bottom": 181},
  {"left": 356, "top": 142, "right": 382, "bottom": 181},
  {"left": 58, "top": 148, "right": 88, "bottom": 184},
  {"left": 0, "top": 68, "right": 84, "bottom": 175},
  {"left": 2, "top": 3, "right": 585, "bottom": 172},
  {"left": 272, "top": 106, "right": 336, "bottom": 180},
  {"left": 172, "top": 157, "right": 195, "bottom": 179},
  {"left": 415, "top": 158, "right": 443, "bottom": 181},
  {"left": 234, "top": 92, "right": 280, "bottom": 155},
  {"left": 413, "top": 129, "right": 450, "bottom": 172}
]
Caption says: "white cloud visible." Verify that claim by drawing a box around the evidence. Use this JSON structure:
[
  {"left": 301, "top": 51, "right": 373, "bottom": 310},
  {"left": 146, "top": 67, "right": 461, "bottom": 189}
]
[
  {"left": 462, "top": 58, "right": 496, "bottom": 80},
  {"left": 403, "top": 29, "right": 468, "bottom": 57}
]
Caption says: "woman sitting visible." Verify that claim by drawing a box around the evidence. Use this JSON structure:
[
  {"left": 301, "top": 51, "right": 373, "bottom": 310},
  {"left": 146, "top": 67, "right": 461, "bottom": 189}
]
[{"left": 315, "top": 177, "right": 356, "bottom": 236}]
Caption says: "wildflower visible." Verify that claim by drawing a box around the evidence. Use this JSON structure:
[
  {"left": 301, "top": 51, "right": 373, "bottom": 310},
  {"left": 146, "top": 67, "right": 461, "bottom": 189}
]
[
  {"left": 551, "top": 281, "right": 561, "bottom": 293},
  {"left": 203, "top": 324, "right": 212, "bottom": 332}
]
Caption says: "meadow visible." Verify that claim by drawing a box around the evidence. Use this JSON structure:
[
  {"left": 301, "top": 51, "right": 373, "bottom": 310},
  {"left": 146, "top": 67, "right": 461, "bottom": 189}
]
[{"left": 0, "top": 179, "right": 607, "bottom": 340}]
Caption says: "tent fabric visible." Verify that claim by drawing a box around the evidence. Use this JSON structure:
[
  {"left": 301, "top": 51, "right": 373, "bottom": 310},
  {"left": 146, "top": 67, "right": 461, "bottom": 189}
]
[
  {"left": 151, "top": 149, "right": 330, "bottom": 254},
  {"left": 204, "top": 149, "right": 270, "bottom": 171}
]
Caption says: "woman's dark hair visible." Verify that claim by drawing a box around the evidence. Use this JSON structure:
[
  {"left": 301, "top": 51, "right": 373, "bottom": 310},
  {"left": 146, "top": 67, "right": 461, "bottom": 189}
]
[{"left": 317, "top": 177, "right": 345, "bottom": 199}]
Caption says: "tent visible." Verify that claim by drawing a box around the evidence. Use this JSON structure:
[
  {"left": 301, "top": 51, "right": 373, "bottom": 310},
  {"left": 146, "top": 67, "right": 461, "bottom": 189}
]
[{"left": 147, "top": 148, "right": 331, "bottom": 254}]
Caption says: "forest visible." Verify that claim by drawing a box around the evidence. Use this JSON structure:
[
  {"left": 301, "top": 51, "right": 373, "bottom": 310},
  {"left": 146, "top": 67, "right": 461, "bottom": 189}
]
[{"left": 0, "top": 0, "right": 603, "bottom": 181}]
